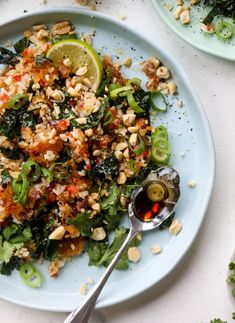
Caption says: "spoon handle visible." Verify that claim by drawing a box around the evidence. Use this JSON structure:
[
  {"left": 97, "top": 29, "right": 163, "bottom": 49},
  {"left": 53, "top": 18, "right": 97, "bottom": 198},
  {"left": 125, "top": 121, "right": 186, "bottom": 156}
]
[{"left": 64, "top": 226, "right": 139, "bottom": 323}]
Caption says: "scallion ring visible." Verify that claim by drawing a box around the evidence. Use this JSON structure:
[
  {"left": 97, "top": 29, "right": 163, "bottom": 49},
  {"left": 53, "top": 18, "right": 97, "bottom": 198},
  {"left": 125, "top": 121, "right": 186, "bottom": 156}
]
[
  {"left": 109, "top": 86, "right": 133, "bottom": 99},
  {"left": 103, "top": 110, "right": 113, "bottom": 126},
  {"left": 147, "top": 182, "right": 166, "bottom": 202},
  {"left": 51, "top": 162, "right": 69, "bottom": 181},
  {"left": 126, "top": 90, "right": 144, "bottom": 113},
  {"left": 215, "top": 21, "right": 233, "bottom": 40},
  {"left": 108, "top": 82, "right": 121, "bottom": 92},
  {"left": 126, "top": 78, "right": 142, "bottom": 87},
  {"left": 12, "top": 175, "right": 29, "bottom": 204},
  {"left": 151, "top": 126, "right": 170, "bottom": 165},
  {"left": 41, "top": 167, "right": 53, "bottom": 183},
  {"left": 150, "top": 91, "right": 168, "bottom": 112},
  {"left": 19, "top": 263, "right": 42, "bottom": 288},
  {"left": 8, "top": 94, "right": 29, "bottom": 110},
  {"left": 22, "top": 160, "right": 41, "bottom": 182}
]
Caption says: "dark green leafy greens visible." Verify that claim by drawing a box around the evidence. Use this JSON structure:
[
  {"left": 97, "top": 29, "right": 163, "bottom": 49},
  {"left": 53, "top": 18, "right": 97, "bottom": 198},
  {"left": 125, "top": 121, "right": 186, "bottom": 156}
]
[
  {"left": 133, "top": 90, "right": 151, "bottom": 118},
  {"left": 1, "top": 169, "right": 12, "bottom": 186},
  {"left": 13, "top": 37, "right": 31, "bottom": 54},
  {"left": 100, "top": 182, "right": 123, "bottom": 231},
  {"left": 203, "top": 0, "right": 235, "bottom": 24},
  {"left": 0, "top": 108, "right": 35, "bottom": 140},
  {"left": 0, "top": 236, "right": 23, "bottom": 263},
  {"left": 68, "top": 213, "right": 94, "bottom": 237},
  {"left": 2, "top": 224, "right": 32, "bottom": 243},
  {"left": 0, "top": 147, "right": 21, "bottom": 160},
  {"left": 92, "top": 154, "right": 119, "bottom": 179},
  {"left": 87, "top": 226, "right": 140, "bottom": 270},
  {"left": 210, "top": 320, "right": 227, "bottom": 323},
  {"left": 96, "top": 68, "right": 112, "bottom": 96},
  {"left": 83, "top": 97, "right": 109, "bottom": 130},
  {"left": 29, "top": 216, "right": 57, "bottom": 261},
  {"left": 0, "top": 47, "right": 18, "bottom": 66},
  {"left": 228, "top": 262, "right": 235, "bottom": 297},
  {"left": 0, "top": 256, "right": 22, "bottom": 276}
]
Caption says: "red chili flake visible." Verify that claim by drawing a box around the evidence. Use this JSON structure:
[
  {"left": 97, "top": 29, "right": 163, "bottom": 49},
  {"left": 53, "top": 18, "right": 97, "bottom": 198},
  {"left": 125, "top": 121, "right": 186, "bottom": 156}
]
[
  {"left": 85, "top": 164, "right": 91, "bottom": 171},
  {"left": 0, "top": 93, "right": 9, "bottom": 102},
  {"left": 99, "top": 139, "right": 109, "bottom": 147},
  {"left": 69, "top": 99, "right": 76, "bottom": 106},
  {"left": 67, "top": 184, "right": 78, "bottom": 195},
  {"left": 143, "top": 150, "right": 149, "bottom": 158},
  {"left": 57, "top": 119, "right": 69, "bottom": 131},
  {"left": 39, "top": 79, "right": 46, "bottom": 87},
  {"left": 109, "top": 107, "right": 117, "bottom": 117},
  {"left": 12, "top": 74, "right": 21, "bottom": 82},
  {"left": 61, "top": 218, "right": 66, "bottom": 225},
  {"left": 152, "top": 203, "right": 159, "bottom": 214},
  {"left": 22, "top": 48, "right": 29, "bottom": 57},
  {"left": 31, "top": 150, "right": 40, "bottom": 156}
]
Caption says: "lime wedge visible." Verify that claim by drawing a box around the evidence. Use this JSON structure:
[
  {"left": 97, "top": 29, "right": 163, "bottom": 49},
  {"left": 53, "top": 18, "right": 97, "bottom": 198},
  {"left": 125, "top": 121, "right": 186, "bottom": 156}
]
[{"left": 46, "top": 39, "right": 103, "bottom": 91}]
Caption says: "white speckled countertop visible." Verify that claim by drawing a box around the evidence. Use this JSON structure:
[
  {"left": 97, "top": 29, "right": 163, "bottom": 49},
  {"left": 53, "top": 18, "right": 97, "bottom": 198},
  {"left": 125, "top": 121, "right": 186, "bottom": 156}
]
[{"left": 0, "top": 1, "right": 234, "bottom": 322}]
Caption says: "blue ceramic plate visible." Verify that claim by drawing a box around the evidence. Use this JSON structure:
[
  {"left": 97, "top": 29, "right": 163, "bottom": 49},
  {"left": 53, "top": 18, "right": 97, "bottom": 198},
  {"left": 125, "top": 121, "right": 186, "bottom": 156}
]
[
  {"left": 152, "top": 0, "right": 235, "bottom": 61},
  {"left": 0, "top": 8, "right": 215, "bottom": 311}
]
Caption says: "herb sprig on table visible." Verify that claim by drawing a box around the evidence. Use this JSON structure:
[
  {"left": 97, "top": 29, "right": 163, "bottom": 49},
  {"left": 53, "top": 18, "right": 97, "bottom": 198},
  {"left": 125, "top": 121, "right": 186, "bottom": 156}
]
[{"left": 203, "top": 0, "right": 235, "bottom": 24}]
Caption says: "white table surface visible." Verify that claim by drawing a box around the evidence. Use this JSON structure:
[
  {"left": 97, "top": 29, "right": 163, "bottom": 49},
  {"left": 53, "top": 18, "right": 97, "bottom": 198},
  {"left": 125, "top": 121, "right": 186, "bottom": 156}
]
[{"left": 0, "top": 0, "right": 234, "bottom": 322}]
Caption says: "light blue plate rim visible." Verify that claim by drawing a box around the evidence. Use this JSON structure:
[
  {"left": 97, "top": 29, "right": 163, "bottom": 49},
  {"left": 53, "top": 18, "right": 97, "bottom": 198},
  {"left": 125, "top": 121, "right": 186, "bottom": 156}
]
[
  {"left": 0, "top": 7, "right": 216, "bottom": 311},
  {"left": 151, "top": 0, "right": 235, "bottom": 62}
]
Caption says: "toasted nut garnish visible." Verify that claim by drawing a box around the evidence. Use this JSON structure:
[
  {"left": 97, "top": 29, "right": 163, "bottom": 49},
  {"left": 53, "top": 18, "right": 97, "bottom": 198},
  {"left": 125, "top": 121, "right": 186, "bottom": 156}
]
[
  {"left": 92, "top": 227, "right": 106, "bottom": 241},
  {"left": 49, "top": 226, "right": 66, "bottom": 240}
]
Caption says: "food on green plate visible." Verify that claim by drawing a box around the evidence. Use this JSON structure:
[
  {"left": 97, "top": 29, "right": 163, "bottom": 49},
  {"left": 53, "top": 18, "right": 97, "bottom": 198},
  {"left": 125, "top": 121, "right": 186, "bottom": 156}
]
[
  {"left": 166, "top": 0, "right": 234, "bottom": 41},
  {"left": 227, "top": 262, "right": 235, "bottom": 297},
  {"left": 0, "top": 21, "right": 177, "bottom": 286}
]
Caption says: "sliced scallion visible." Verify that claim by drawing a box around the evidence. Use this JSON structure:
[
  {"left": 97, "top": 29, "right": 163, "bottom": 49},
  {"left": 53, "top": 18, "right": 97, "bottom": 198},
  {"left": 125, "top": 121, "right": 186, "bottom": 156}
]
[
  {"left": 8, "top": 94, "right": 29, "bottom": 110},
  {"left": 150, "top": 91, "right": 168, "bottom": 112},
  {"left": 129, "top": 134, "right": 145, "bottom": 155},
  {"left": 215, "top": 21, "right": 233, "bottom": 40},
  {"left": 103, "top": 110, "right": 113, "bottom": 126},
  {"left": 41, "top": 167, "right": 53, "bottom": 183},
  {"left": 22, "top": 160, "right": 41, "bottom": 182},
  {"left": 151, "top": 126, "right": 170, "bottom": 165},
  {"left": 126, "top": 90, "right": 144, "bottom": 113},
  {"left": 51, "top": 162, "right": 69, "bottom": 181},
  {"left": 126, "top": 78, "right": 141, "bottom": 87},
  {"left": 109, "top": 86, "right": 133, "bottom": 99},
  {"left": 12, "top": 175, "right": 29, "bottom": 204},
  {"left": 19, "top": 263, "right": 42, "bottom": 288}
]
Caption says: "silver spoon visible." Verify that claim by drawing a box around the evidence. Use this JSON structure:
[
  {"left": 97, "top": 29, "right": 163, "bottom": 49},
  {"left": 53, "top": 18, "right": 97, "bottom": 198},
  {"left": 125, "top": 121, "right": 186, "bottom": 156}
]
[{"left": 64, "top": 166, "right": 180, "bottom": 323}]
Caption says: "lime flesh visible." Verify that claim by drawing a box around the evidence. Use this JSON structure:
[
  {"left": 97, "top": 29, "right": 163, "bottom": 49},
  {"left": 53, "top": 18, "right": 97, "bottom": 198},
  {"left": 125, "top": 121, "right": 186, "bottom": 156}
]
[{"left": 46, "top": 39, "right": 103, "bottom": 91}]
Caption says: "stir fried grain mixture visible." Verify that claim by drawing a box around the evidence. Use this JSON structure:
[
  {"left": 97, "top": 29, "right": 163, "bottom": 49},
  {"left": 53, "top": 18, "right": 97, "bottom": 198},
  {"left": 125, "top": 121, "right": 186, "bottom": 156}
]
[{"left": 0, "top": 21, "right": 176, "bottom": 279}]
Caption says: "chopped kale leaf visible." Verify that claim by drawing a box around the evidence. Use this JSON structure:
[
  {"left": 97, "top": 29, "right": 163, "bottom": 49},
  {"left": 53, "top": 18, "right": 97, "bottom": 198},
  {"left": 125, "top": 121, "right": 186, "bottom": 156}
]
[
  {"left": 0, "top": 256, "right": 22, "bottom": 275},
  {"left": 92, "top": 154, "right": 119, "bottom": 179},
  {"left": 0, "top": 47, "right": 18, "bottom": 65},
  {"left": 1, "top": 169, "right": 12, "bottom": 187},
  {"left": 13, "top": 37, "right": 31, "bottom": 54},
  {"left": 0, "top": 147, "right": 21, "bottom": 160}
]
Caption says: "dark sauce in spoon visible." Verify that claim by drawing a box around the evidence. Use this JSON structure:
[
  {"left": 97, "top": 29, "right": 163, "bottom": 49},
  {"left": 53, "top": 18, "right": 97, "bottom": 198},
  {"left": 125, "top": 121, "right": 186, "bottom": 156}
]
[{"left": 134, "top": 189, "right": 165, "bottom": 222}]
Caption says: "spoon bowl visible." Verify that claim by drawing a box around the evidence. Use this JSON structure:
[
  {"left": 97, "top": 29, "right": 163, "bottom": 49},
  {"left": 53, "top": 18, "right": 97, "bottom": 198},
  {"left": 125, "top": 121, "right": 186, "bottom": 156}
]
[{"left": 64, "top": 166, "right": 180, "bottom": 323}]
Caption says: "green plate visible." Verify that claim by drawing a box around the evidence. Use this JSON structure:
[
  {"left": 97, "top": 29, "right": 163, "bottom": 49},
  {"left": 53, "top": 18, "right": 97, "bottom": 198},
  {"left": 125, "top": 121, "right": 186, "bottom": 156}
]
[{"left": 152, "top": 0, "right": 235, "bottom": 61}]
